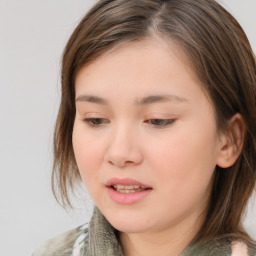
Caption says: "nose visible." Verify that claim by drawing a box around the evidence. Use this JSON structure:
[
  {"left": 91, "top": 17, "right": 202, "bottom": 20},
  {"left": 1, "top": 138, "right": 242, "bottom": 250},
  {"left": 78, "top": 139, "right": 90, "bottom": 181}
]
[{"left": 104, "top": 125, "right": 143, "bottom": 168}]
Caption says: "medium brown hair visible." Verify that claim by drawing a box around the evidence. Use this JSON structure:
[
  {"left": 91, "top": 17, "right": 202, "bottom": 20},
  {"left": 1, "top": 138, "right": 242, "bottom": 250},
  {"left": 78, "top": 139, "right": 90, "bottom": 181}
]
[{"left": 52, "top": 0, "right": 256, "bottom": 244}]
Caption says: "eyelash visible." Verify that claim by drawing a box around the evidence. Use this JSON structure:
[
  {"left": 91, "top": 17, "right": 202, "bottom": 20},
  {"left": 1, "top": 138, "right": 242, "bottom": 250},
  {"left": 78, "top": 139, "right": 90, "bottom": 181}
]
[
  {"left": 82, "top": 118, "right": 176, "bottom": 128},
  {"left": 82, "top": 118, "right": 109, "bottom": 127},
  {"left": 144, "top": 119, "right": 176, "bottom": 127}
]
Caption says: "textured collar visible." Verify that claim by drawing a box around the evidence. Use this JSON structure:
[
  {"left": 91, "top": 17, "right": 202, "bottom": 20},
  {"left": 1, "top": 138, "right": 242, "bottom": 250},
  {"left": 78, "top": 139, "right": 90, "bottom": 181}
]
[
  {"left": 87, "top": 207, "right": 232, "bottom": 256},
  {"left": 87, "top": 207, "right": 124, "bottom": 255}
]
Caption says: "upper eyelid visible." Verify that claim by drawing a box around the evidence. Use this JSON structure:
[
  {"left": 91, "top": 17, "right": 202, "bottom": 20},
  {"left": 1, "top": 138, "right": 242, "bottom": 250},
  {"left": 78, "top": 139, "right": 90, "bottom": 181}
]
[
  {"left": 81, "top": 112, "right": 107, "bottom": 118},
  {"left": 81, "top": 117, "right": 176, "bottom": 122},
  {"left": 80, "top": 115, "right": 176, "bottom": 123},
  {"left": 145, "top": 118, "right": 176, "bottom": 124},
  {"left": 82, "top": 117, "right": 108, "bottom": 121}
]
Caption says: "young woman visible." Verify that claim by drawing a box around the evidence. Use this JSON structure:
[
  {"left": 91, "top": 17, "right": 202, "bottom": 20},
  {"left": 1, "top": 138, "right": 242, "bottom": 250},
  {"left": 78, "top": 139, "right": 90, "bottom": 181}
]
[{"left": 33, "top": 0, "right": 256, "bottom": 255}]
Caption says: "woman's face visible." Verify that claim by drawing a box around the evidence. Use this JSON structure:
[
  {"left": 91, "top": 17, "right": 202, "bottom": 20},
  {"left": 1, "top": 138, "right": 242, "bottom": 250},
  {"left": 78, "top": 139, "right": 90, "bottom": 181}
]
[{"left": 73, "top": 38, "right": 222, "bottom": 234}]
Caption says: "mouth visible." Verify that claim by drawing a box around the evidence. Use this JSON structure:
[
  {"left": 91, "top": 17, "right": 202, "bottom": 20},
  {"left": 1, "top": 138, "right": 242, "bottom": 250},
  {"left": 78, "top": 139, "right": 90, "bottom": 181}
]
[
  {"left": 111, "top": 184, "right": 149, "bottom": 193},
  {"left": 106, "top": 177, "right": 152, "bottom": 204},
  {"left": 106, "top": 177, "right": 152, "bottom": 192}
]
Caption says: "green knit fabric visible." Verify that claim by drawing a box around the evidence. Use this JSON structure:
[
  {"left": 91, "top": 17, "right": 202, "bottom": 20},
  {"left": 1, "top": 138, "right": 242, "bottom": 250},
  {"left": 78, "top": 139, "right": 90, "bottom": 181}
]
[
  {"left": 32, "top": 207, "right": 256, "bottom": 256},
  {"left": 180, "top": 239, "right": 231, "bottom": 256}
]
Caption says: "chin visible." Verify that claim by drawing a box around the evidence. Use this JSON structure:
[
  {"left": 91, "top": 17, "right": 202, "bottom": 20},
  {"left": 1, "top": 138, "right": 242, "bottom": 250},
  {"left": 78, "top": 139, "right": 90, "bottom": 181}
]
[
  {"left": 111, "top": 220, "right": 150, "bottom": 234},
  {"left": 102, "top": 208, "right": 154, "bottom": 234}
]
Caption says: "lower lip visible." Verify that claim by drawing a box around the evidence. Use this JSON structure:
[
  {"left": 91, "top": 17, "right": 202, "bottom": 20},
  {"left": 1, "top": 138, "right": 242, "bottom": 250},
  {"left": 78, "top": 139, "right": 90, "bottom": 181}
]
[{"left": 107, "top": 187, "right": 152, "bottom": 204}]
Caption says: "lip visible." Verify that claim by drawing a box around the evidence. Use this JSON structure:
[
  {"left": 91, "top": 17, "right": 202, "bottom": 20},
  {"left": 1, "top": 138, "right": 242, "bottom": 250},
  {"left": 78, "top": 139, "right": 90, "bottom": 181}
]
[
  {"left": 106, "top": 177, "right": 152, "bottom": 204},
  {"left": 106, "top": 177, "right": 151, "bottom": 188}
]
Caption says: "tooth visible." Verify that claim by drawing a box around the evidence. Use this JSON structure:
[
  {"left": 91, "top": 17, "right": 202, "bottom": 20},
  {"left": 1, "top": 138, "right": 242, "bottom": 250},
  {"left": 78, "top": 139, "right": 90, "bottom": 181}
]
[
  {"left": 113, "top": 184, "right": 148, "bottom": 193},
  {"left": 115, "top": 187, "right": 147, "bottom": 193},
  {"left": 124, "top": 185, "right": 134, "bottom": 189}
]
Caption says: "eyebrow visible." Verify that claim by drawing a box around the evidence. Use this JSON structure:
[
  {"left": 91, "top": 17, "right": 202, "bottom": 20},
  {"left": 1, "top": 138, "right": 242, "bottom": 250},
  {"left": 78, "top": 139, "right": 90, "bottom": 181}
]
[
  {"left": 76, "top": 95, "right": 108, "bottom": 105},
  {"left": 75, "top": 94, "right": 188, "bottom": 105},
  {"left": 136, "top": 95, "right": 188, "bottom": 105}
]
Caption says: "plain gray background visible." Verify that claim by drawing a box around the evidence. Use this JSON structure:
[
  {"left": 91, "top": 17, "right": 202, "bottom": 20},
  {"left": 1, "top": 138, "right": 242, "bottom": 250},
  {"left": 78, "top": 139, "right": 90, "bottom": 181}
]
[{"left": 0, "top": 1, "right": 255, "bottom": 256}]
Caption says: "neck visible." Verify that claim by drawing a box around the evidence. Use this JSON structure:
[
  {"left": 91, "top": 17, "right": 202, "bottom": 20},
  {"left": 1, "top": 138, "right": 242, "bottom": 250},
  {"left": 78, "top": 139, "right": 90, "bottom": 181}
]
[{"left": 120, "top": 210, "right": 205, "bottom": 256}]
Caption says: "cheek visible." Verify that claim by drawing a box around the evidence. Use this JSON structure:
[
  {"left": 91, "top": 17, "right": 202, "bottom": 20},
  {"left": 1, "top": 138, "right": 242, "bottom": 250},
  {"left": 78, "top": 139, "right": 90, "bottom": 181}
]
[
  {"left": 148, "top": 127, "right": 218, "bottom": 196},
  {"left": 72, "top": 121, "right": 105, "bottom": 184},
  {"left": 146, "top": 133, "right": 217, "bottom": 222}
]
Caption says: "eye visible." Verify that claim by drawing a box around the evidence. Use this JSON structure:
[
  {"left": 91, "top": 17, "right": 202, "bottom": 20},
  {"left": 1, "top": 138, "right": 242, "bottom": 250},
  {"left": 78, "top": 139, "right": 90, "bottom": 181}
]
[
  {"left": 82, "top": 118, "right": 109, "bottom": 127},
  {"left": 145, "top": 119, "right": 176, "bottom": 127}
]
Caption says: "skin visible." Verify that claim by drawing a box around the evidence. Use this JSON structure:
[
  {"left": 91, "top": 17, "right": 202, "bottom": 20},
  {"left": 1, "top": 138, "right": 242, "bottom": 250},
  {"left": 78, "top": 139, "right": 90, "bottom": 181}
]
[{"left": 72, "top": 37, "right": 242, "bottom": 256}]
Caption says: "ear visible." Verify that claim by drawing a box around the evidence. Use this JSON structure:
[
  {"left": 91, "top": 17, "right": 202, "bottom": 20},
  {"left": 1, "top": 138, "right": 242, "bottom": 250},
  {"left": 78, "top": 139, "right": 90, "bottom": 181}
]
[{"left": 217, "top": 113, "right": 246, "bottom": 168}]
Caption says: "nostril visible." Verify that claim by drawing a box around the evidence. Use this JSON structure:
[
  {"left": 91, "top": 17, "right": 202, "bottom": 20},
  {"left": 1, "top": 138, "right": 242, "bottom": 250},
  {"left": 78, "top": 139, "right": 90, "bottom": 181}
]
[
  {"left": 125, "top": 160, "right": 136, "bottom": 166},
  {"left": 108, "top": 159, "right": 137, "bottom": 168},
  {"left": 104, "top": 144, "right": 143, "bottom": 167}
]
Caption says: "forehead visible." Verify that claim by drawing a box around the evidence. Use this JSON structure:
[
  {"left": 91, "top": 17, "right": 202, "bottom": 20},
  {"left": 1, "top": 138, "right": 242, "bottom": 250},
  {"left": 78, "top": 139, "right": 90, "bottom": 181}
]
[
  {"left": 75, "top": 37, "right": 211, "bottom": 106},
  {"left": 76, "top": 37, "right": 189, "bottom": 75}
]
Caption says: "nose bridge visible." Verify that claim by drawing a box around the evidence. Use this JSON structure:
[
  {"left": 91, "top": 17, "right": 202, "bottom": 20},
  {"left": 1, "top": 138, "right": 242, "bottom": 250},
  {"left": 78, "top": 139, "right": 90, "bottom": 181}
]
[{"left": 105, "top": 121, "right": 142, "bottom": 167}]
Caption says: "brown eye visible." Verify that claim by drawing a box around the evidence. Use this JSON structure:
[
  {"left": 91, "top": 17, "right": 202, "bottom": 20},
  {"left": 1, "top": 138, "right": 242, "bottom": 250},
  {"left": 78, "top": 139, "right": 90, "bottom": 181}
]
[
  {"left": 146, "top": 119, "right": 176, "bottom": 127},
  {"left": 82, "top": 118, "right": 109, "bottom": 126}
]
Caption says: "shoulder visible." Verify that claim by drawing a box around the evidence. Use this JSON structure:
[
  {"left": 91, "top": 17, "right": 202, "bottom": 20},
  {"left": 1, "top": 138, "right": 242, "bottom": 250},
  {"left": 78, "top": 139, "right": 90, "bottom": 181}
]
[
  {"left": 182, "top": 238, "right": 256, "bottom": 256},
  {"left": 31, "top": 223, "right": 88, "bottom": 256},
  {"left": 248, "top": 241, "right": 256, "bottom": 256},
  {"left": 231, "top": 241, "right": 256, "bottom": 256}
]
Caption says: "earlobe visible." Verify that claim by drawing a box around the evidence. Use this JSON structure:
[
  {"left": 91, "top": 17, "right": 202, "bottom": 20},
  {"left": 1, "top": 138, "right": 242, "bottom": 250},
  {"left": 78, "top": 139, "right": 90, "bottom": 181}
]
[{"left": 216, "top": 113, "right": 246, "bottom": 168}]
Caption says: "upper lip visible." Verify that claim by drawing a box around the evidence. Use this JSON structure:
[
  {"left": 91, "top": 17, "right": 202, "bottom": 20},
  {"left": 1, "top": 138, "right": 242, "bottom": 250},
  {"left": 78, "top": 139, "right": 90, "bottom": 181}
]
[{"left": 106, "top": 177, "right": 152, "bottom": 188}]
